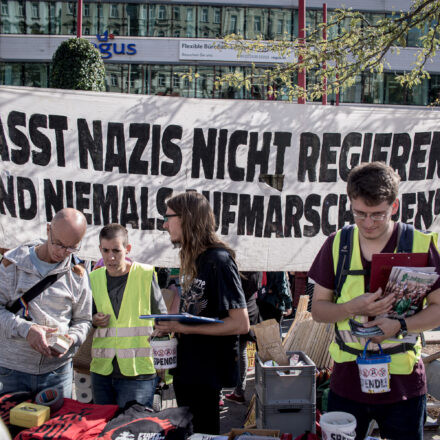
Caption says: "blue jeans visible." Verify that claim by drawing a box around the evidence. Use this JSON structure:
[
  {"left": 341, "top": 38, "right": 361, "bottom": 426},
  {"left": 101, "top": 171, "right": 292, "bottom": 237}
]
[
  {"left": 328, "top": 390, "right": 426, "bottom": 440},
  {"left": 91, "top": 372, "right": 158, "bottom": 408},
  {"left": 0, "top": 362, "right": 73, "bottom": 398}
]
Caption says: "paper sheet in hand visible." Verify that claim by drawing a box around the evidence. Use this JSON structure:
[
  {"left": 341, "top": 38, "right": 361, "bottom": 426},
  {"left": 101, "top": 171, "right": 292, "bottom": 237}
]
[
  {"left": 139, "top": 313, "right": 223, "bottom": 324},
  {"left": 370, "top": 252, "right": 428, "bottom": 293}
]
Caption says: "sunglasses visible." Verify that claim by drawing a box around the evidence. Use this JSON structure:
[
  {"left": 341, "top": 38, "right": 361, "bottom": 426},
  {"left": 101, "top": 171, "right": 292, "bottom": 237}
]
[{"left": 163, "top": 214, "right": 180, "bottom": 222}]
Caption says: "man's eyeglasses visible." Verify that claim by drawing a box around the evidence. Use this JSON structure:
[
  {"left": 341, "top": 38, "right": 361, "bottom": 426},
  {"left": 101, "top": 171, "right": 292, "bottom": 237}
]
[
  {"left": 351, "top": 209, "right": 390, "bottom": 222},
  {"left": 163, "top": 214, "right": 180, "bottom": 222},
  {"left": 49, "top": 228, "right": 82, "bottom": 253}
]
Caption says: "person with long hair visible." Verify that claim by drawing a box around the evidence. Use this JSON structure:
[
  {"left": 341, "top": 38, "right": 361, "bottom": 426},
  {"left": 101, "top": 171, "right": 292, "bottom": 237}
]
[{"left": 155, "top": 192, "right": 249, "bottom": 434}]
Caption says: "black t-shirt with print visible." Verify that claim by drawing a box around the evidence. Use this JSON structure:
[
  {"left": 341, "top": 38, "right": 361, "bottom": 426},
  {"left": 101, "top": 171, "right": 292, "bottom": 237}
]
[{"left": 173, "top": 247, "right": 247, "bottom": 389}]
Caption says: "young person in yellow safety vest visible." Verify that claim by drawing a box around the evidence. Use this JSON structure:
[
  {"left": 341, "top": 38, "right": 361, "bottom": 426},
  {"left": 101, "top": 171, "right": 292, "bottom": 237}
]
[
  {"left": 90, "top": 223, "right": 167, "bottom": 408},
  {"left": 310, "top": 162, "right": 440, "bottom": 440}
]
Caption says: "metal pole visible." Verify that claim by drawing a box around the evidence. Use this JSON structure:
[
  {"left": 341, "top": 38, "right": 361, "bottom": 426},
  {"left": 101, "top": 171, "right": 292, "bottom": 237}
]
[
  {"left": 322, "top": 3, "right": 327, "bottom": 105},
  {"left": 297, "top": 0, "right": 306, "bottom": 104},
  {"left": 77, "top": 0, "right": 83, "bottom": 38}
]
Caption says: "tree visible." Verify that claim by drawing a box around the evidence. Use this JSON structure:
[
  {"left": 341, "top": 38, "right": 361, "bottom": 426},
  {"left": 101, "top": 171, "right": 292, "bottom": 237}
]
[
  {"left": 217, "top": 0, "right": 440, "bottom": 101},
  {"left": 50, "top": 38, "right": 105, "bottom": 91}
]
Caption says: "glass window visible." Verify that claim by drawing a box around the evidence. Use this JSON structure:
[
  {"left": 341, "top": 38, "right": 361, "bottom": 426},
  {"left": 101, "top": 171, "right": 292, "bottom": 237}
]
[
  {"left": 24, "top": 63, "right": 48, "bottom": 87},
  {"left": 215, "top": 66, "right": 245, "bottom": 99},
  {"left": 150, "top": 64, "right": 172, "bottom": 95},
  {"left": 172, "top": 65, "right": 195, "bottom": 97},
  {"left": 384, "top": 73, "right": 427, "bottom": 105},
  {"left": 18, "top": 1, "right": 24, "bottom": 16},
  {"left": 429, "top": 75, "right": 440, "bottom": 104},
  {"left": 104, "top": 64, "right": 127, "bottom": 93},
  {"left": 1, "top": 1, "right": 8, "bottom": 15},
  {"left": 83, "top": 4, "right": 89, "bottom": 16},
  {"left": 246, "top": 66, "right": 268, "bottom": 100},
  {"left": 67, "top": 2, "right": 75, "bottom": 15},
  {"left": 149, "top": 4, "right": 171, "bottom": 37},
  {"left": 0, "top": 63, "right": 23, "bottom": 85},
  {"left": 31, "top": 3, "right": 39, "bottom": 18},
  {"left": 110, "top": 4, "right": 118, "bottom": 18},
  {"left": 201, "top": 8, "right": 208, "bottom": 23},
  {"left": 82, "top": 2, "right": 99, "bottom": 36},
  {"left": 222, "top": 7, "right": 244, "bottom": 36},
  {"left": 246, "top": 8, "right": 268, "bottom": 39},
  {"left": 268, "top": 9, "right": 293, "bottom": 40},
  {"left": 407, "top": 22, "right": 428, "bottom": 47},
  {"left": 128, "top": 64, "right": 145, "bottom": 94},
  {"left": 99, "top": 4, "right": 123, "bottom": 36},
  {"left": 26, "top": 1, "right": 49, "bottom": 34},
  {"left": 173, "top": 5, "right": 195, "bottom": 38},
  {"left": 126, "top": 4, "right": 147, "bottom": 36},
  {"left": 49, "top": 2, "right": 65, "bottom": 35},
  {"left": 197, "top": 6, "right": 221, "bottom": 38},
  {"left": 195, "top": 66, "right": 215, "bottom": 98}
]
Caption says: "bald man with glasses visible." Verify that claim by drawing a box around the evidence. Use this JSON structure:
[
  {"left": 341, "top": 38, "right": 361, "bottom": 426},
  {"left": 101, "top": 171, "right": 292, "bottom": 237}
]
[{"left": 0, "top": 208, "right": 92, "bottom": 398}]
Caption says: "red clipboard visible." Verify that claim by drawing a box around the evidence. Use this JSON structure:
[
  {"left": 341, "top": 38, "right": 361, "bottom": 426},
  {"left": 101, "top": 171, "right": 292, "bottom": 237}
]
[{"left": 370, "top": 252, "right": 428, "bottom": 292}]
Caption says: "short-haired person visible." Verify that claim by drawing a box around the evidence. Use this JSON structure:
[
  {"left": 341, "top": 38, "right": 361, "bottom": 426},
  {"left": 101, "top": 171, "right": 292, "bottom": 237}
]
[
  {"left": 310, "top": 162, "right": 440, "bottom": 440},
  {"left": 155, "top": 192, "right": 249, "bottom": 434},
  {"left": 0, "top": 208, "right": 92, "bottom": 398},
  {"left": 90, "top": 223, "right": 167, "bottom": 408}
]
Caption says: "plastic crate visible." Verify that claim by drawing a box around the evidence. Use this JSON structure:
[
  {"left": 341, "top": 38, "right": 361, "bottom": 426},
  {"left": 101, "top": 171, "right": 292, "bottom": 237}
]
[
  {"left": 255, "top": 351, "right": 316, "bottom": 405},
  {"left": 255, "top": 396, "right": 316, "bottom": 436}
]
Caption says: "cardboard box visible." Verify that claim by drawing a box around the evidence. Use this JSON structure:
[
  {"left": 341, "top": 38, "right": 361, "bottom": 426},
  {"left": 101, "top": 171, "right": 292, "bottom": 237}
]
[
  {"left": 228, "top": 428, "right": 280, "bottom": 440},
  {"left": 10, "top": 402, "right": 50, "bottom": 428}
]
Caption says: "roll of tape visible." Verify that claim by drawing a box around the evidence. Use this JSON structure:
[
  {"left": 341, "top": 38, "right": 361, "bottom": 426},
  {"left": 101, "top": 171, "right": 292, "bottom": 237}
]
[
  {"left": 74, "top": 372, "right": 91, "bottom": 388},
  {"left": 35, "top": 387, "right": 64, "bottom": 414},
  {"left": 76, "top": 388, "right": 92, "bottom": 403}
]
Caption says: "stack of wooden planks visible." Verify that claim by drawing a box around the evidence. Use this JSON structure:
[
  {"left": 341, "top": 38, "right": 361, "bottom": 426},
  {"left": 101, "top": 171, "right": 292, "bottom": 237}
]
[{"left": 282, "top": 295, "right": 334, "bottom": 369}]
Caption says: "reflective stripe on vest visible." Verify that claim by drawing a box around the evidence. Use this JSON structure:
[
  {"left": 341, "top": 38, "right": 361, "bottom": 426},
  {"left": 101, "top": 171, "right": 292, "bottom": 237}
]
[
  {"left": 94, "top": 327, "right": 154, "bottom": 338},
  {"left": 330, "top": 224, "right": 435, "bottom": 374},
  {"left": 92, "top": 347, "right": 153, "bottom": 359},
  {"left": 90, "top": 262, "right": 156, "bottom": 377}
]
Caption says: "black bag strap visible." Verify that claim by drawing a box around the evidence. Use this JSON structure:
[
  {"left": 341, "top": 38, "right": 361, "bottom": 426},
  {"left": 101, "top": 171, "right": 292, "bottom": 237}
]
[
  {"left": 335, "top": 225, "right": 367, "bottom": 301},
  {"left": 7, "top": 267, "right": 70, "bottom": 316},
  {"left": 334, "top": 326, "right": 416, "bottom": 356},
  {"left": 396, "top": 222, "right": 414, "bottom": 253}
]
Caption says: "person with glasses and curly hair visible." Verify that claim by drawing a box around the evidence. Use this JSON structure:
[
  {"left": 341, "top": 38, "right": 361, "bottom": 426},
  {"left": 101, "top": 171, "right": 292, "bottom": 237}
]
[
  {"left": 155, "top": 192, "right": 249, "bottom": 435},
  {"left": 310, "top": 162, "right": 440, "bottom": 440},
  {"left": 0, "top": 208, "right": 92, "bottom": 399}
]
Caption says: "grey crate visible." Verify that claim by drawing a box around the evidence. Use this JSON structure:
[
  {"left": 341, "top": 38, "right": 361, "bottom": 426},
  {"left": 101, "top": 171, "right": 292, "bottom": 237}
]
[
  {"left": 255, "top": 396, "right": 316, "bottom": 436},
  {"left": 255, "top": 351, "right": 316, "bottom": 405}
]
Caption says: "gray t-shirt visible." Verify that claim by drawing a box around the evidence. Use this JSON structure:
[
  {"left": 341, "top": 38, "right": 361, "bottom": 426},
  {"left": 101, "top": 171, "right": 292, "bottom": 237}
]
[{"left": 29, "top": 246, "right": 61, "bottom": 277}]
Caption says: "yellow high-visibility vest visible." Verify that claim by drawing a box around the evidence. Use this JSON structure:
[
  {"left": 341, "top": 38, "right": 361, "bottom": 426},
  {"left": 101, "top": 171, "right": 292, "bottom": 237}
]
[
  {"left": 90, "top": 262, "right": 155, "bottom": 376},
  {"left": 330, "top": 224, "right": 437, "bottom": 374}
]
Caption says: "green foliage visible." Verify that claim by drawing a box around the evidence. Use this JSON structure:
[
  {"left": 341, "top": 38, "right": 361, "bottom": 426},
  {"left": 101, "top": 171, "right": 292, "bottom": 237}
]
[
  {"left": 50, "top": 38, "right": 106, "bottom": 91},
  {"left": 216, "top": 0, "right": 440, "bottom": 101}
]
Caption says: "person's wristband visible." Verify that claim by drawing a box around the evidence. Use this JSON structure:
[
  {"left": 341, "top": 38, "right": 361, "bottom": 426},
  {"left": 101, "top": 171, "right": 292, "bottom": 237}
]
[{"left": 390, "top": 317, "right": 408, "bottom": 337}]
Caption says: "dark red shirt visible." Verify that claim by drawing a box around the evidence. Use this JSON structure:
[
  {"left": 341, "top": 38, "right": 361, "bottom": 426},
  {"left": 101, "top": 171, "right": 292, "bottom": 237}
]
[{"left": 308, "top": 222, "right": 440, "bottom": 404}]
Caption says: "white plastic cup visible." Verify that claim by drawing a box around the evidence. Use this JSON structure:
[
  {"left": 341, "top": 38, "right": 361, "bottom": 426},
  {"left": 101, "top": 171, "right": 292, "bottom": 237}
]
[
  {"left": 320, "top": 411, "right": 357, "bottom": 440},
  {"left": 150, "top": 337, "right": 177, "bottom": 370}
]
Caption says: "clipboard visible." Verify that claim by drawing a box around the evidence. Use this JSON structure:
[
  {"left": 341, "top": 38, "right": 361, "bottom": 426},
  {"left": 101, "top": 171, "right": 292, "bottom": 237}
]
[
  {"left": 139, "top": 313, "right": 223, "bottom": 324},
  {"left": 370, "top": 252, "right": 428, "bottom": 292}
]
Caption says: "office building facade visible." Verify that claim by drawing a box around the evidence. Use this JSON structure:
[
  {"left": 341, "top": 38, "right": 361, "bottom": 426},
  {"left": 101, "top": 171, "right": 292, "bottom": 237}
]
[{"left": 1, "top": 0, "right": 439, "bottom": 105}]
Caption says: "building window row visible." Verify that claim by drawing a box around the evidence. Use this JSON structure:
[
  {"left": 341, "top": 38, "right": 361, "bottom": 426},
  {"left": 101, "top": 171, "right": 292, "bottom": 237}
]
[
  {"left": 0, "top": 1, "right": 428, "bottom": 47},
  {"left": 1, "top": 61, "right": 437, "bottom": 106}
]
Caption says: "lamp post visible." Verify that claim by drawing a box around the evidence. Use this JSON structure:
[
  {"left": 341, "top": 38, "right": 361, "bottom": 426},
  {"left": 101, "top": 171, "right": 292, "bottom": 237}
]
[
  {"left": 77, "top": 0, "right": 83, "bottom": 38},
  {"left": 297, "top": 0, "right": 306, "bottom": 104}
]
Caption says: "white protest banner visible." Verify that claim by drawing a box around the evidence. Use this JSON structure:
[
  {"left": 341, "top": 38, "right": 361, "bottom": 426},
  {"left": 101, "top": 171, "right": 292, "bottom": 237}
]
[{"left": 0, "top": 86, "right": 439, "bottom": 270}]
